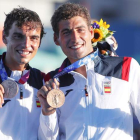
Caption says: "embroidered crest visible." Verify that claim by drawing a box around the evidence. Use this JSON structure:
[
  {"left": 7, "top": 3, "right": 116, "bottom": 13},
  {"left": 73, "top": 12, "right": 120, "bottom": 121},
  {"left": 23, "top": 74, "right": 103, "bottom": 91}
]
[
  {"left": 36, "top": 96, "right": 41, "bottom": 107},
  {"left": 103, "top": 81, "right": 111, "bottom": 94}
]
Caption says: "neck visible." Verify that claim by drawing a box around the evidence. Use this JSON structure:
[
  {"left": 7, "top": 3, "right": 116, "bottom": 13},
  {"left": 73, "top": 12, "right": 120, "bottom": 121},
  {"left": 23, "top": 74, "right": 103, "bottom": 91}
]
[
  {"left": 4, "top": 58, "right": 27, "bottom": 71},
  {"left": 69, "top": 50, "right": 95, "bottom": 78},
  {"left": 75, "top": 65, "right": 87, "bottom": 78},
  {"left": 5, "top": 62, "right": 27, "bottom": 71}
]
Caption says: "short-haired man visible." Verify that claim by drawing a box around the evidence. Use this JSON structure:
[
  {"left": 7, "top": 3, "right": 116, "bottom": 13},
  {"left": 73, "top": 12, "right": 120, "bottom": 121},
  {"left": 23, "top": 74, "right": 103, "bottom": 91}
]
[{"left": 37, "top": 3, "right": 140, "bottom": 140}]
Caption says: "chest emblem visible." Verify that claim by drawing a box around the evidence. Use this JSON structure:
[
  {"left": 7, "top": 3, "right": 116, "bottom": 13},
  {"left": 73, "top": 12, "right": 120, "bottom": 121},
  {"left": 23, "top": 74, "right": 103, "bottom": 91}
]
[
  {"left": 35, "top": 96, "right": 41, "bottom": 107},
  {"left": 103, "top": 81, "right": 111, "bottom": 94}
]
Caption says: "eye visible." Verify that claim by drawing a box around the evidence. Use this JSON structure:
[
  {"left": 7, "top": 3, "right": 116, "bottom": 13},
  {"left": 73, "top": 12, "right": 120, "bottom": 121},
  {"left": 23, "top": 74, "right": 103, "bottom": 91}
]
[
  {"left": 62, "top": 29, "right": 71, "bottom": 36},
  {"left": 31, "top": 36, "right": 40, "bottom": 41},
  {"left": 63, "top": 31, "right": 70, "bottom": 35},
  {"left": 78, "top": 28, "right": 85, "bottom": 33},
  {"left": 13, "top": 34, "right": 23, "bottom": 39}
]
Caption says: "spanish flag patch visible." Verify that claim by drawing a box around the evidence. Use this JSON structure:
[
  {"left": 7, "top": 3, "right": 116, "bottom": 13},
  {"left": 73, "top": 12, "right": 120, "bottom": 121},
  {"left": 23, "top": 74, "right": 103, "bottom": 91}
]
[
  {"left": 103, "top": 81, "right": 111, "bottom": 94},
  {"left": 36, "top": 100, "right": 41, "bottom": 107}
]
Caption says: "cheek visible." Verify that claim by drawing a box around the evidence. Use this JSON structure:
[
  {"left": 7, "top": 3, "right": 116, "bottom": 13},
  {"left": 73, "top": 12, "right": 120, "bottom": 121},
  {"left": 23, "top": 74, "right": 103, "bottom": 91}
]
[
  {"left": 32, "top": 41, "right": 40, "bottom": 49},
  {"left": 60, "top": 45, "right": 68, "bottom": 55},
  {"left": 34, "top": 42, "right": 40, "bottom": 47},
  {"left": 6, "top": 43, "right": 14, "bottom": 51},
  {"left": 84, "top": 33, "right": 92, "bottom": 40},
  {"left": 58, "top": 37, "right": 70, "bottom": 52},
  {"left": 33, "top": 47, "right": 39, "bottom": 54},
  {"left": 59, "top": 36, "right": 69, "bottom": 44}
]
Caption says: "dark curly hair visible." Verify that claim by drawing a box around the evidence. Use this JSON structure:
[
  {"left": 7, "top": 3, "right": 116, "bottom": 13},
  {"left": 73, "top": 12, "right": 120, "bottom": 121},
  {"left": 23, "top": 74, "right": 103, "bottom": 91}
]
[
  {"left": 3, "top": 7, "right": 45, "bottom": 40},
  {"left": 51, "top": 3, "right": 91, "bottom": 36}
]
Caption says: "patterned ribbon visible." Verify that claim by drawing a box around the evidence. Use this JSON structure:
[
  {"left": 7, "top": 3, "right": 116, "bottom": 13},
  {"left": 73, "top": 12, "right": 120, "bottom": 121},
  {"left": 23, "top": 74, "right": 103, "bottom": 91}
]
[
  {"left": 54, "top": 49, "right": 98, "bottom": 78},
  {"left": 0, "top": 59, "right": 30, "bottom": 84}
]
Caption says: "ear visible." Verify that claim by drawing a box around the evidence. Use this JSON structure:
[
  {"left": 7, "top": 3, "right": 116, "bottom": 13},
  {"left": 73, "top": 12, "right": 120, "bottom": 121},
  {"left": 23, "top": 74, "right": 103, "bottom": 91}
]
[
  {"left": 53, "top": 33, "right": 60, "bottom": 46},
  {"left": 90, "top": 26, "right": 94, "bottom": 39},
  {"left": 2, "top": 31, "right": 7, "bottom": 44}
]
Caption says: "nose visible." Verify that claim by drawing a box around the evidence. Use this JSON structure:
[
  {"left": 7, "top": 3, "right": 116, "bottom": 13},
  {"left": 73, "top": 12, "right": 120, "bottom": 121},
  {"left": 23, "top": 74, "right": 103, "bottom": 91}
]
[
  {"left": 71, "top": 30, "right": 79, "bottom": 42},
  {"left": 22, "top": 37, "right": 31, "bottom": 48}
]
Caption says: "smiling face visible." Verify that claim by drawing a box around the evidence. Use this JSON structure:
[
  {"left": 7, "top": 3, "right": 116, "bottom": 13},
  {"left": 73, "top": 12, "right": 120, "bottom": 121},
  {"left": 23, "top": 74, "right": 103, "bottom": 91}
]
[
  {"left": 54, "top": 16, "right": 94, "bottom": 63},
  {"left": 3, "top": 22, "right": 41, "bottom": 71}
]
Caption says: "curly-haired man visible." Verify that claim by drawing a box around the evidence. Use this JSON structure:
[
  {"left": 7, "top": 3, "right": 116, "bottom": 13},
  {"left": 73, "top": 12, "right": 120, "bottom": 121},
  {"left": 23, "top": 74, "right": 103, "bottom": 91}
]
[{"left": 0, "top": 7, "right": 46, "bottom": 140}]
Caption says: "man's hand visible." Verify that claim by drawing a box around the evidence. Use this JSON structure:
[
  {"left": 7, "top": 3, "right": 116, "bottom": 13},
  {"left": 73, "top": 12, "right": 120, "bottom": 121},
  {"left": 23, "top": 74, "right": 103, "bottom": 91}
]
[
  {"left": 37, "top": 78, "right": 59, "bottom": 116},
  {"left": 0, "top": 84, "right": 4, "bottom": 108}
]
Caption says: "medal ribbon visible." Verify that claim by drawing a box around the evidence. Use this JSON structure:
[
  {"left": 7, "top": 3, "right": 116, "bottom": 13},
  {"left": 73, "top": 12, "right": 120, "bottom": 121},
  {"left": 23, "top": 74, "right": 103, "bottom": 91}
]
[
  {"left": 0, "top": 59, "right": 30, "bottom": 84},
  {"left": 53, "top": 49, "right": 98, "bottom": 79}
]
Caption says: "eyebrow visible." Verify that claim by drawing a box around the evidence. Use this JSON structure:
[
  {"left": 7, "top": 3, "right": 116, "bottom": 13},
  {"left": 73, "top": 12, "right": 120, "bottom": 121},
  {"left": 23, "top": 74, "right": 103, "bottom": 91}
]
[
  {"left": 31, "top": 35, "right": 40, "bottom": 38},
  {"left": 61, "top": 28, "right": 70, "bottom": 33},
  {"left": 61, "top": 25, "right": 86, "bottom": 33},
  {"left": 13, "top": 32, "right": 23, "bottom": 35},
  {"left": 13, "top": 32, "right": 40, "bottom": 38},
  {"left": 76, "top": 25, "right": 86, "bottom": 29}
]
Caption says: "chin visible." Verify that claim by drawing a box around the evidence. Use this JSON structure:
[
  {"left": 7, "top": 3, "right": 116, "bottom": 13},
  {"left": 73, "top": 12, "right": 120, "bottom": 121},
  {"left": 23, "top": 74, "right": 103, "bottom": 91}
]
[
  {"left": 19, "top": 59, "right": 29, "bottom": 65},
  {"left": 77, "top": 53, "right": 86, "bottom": 59}
]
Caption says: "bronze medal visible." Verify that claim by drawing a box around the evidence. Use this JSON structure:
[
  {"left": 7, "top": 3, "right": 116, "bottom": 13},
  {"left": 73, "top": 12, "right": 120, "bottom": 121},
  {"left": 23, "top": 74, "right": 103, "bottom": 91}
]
[
  {"left": 46, "top": 89, "right": 65, "bottom": 108},
  {"left": 2, "top": 79, "right": 19, "bottom": 98}
]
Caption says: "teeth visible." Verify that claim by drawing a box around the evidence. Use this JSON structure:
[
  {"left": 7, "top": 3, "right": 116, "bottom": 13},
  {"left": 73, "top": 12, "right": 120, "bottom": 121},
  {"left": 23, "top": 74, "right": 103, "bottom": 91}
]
[
  {"left": 71, "top": 45, "right": 81, "bottom": 49},
  {"left": 18, "top": 51, "right": 30, "bottom": 55}
]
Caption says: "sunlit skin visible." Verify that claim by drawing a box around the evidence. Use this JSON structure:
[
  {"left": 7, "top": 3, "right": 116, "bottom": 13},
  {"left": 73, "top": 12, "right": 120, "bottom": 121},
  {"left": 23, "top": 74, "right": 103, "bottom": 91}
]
[
  {"left": 2, "top": 22, "right": 41, "bottom": 71},
  {"left": 37, "top": 16, "right": 95, "bottom": 114},
  {"left": 54, "top": 16, "right": 94, "bottom": 64}
]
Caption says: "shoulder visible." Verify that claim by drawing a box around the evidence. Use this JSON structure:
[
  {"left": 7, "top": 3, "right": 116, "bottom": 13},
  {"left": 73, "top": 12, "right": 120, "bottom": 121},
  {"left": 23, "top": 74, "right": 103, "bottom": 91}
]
[
  {"left": 95, "top": 56, "right": 134, "bottom": 81},
  {"left": 28, "top": 67, "right": 45, "bottom": 89},
  {"left": 43, "top": 68, "right": 59, "bottom": 82}
]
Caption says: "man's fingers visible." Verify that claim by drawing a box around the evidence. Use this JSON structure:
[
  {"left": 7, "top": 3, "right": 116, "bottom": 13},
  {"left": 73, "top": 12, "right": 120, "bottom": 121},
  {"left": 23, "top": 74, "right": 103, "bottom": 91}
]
[
  {"left": 44, "top": 81, "right": 52, "bottom": 91},
  {"left": 37, "top": 86, "right": 49, "bottom": 98},
  {"left": 37, "top": 79, "right": 56, "bottom": 100},
  {"left": 54, "top": 78, "right": 60, "bottom": 89},
  {"left": 0, "top": 84, "right": 5, "bottom": 108},
  {"left": 44, "top": 79, "right": 59, "bottom": 89},
  {"left": 0, "top": 97, "right": 4, "bottom": 108},
  {"left": 0, "top": 88, "right": 4, "bottom": 108},
  {"left": 37, "top": 78, "right": 60, "bottom": 104},
  {"left": 47, "top": 79, "right": 57, "bottom": 89},
  {"left": 0, "top": 84, "right": 4, "bottom": 94}
]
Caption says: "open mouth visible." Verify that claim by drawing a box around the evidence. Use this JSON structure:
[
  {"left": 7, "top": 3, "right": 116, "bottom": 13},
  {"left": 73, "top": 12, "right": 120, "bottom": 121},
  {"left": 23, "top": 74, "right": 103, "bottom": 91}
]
[
  {"left": 17, "top": 50, "right": 31, "bottom": 56},
  {"left": 69, "top": 44, "right": 83, "bottom": 50}
]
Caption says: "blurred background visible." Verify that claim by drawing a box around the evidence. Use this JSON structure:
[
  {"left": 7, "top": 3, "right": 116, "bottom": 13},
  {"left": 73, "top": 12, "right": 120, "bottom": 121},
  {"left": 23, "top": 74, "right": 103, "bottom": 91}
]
[
  {"left": 0, "top": 0, "right": 140, "bottom": 139},
  {"left": 0, "top": 0, "right": 140, "bottom": 73}
]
